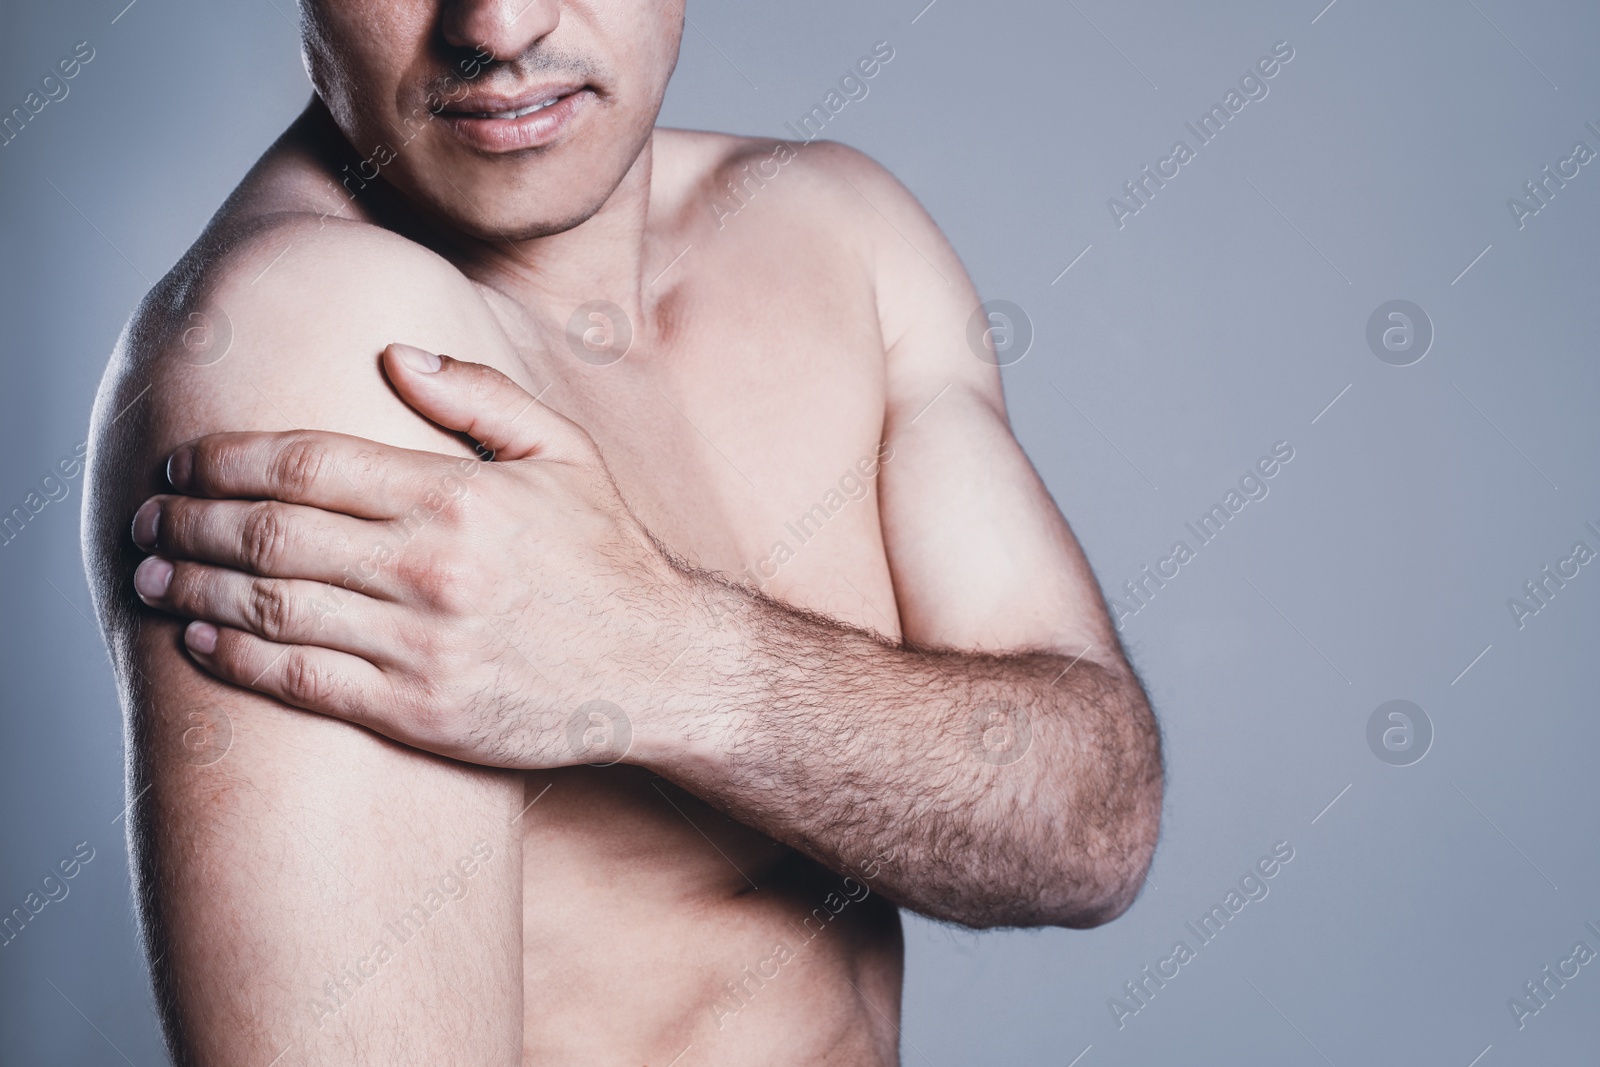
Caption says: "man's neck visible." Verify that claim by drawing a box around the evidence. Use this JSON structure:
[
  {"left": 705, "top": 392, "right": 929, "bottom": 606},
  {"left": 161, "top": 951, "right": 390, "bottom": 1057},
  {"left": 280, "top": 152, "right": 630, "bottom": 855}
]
[
  {"left": 467, "top": 143, "right": 659, "bottom": 332},
  {"left": 290, "top": 100, "right": 663, "bottom": 343}
]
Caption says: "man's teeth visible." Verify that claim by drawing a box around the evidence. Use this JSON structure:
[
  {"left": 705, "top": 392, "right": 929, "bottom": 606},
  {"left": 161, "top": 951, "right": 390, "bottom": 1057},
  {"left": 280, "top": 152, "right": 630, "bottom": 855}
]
[{"left": 477, "top": 97, "right": 561, "bottom": 120}]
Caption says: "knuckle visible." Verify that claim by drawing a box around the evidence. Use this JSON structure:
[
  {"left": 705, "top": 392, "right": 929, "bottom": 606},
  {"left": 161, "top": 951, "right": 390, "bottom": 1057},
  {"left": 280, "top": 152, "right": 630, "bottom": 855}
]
[
  {"left": 384, "top": 603, "right": 429, "bottom": 647},
  {"left": 161, "top": 560, "right": 198, "bottom": 612},
  {"left": 386, "top": 540, "right": 428, "bottom": 590},
  {"left": 412, "top": 556, "right": 476, "bottom": 609},
  {"left": 345, "top": 445, "right": 382, "bottom": 482},
  {"left": 393, "top": 673, "right": 440, "bottom": 729},
  {"left": 270, "top": 434, "right": 327, "bottom": 497},
  {"left": 245, "top": 578, "right": 297, "bottom": 640},
  {"left": 278, "top": 652, "right": 328, "bottom": 708},
  {"left": 433, "top": 478, "right": 474, "bottom": 524},
  {"left": 205, "top": 627, "right": 249, "bottom": 679},
  {"left": 152, "top": 495, "right": 192, "bottom": 552},
  {"left": 385, "top": 532, "right": 476, "bottom": 606},
  {"left": 187, "top": 437, "right": 229, "bottom": 493},
  {"left": 240, "top": 502, "right": 291, "bottom": 571}
]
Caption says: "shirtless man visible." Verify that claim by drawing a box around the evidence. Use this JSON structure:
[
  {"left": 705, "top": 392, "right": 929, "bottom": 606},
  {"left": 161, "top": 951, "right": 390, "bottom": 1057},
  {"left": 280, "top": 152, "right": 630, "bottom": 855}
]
[{"left": 83, "top": 2, "right": 1163, "bottom": 1063}]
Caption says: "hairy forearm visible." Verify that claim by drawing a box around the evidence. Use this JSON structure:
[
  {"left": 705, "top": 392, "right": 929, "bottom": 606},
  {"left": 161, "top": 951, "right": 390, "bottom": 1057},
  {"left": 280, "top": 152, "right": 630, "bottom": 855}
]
[{"left": 641, "top": 575, "right": 1164, "bottom": 929}]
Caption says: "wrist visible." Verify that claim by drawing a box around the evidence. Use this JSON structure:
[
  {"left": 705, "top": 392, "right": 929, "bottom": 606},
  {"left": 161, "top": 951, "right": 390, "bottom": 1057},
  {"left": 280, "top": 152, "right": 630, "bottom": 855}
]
[{"left": 623, "top": 568, "right": 759, "bottom": 777}]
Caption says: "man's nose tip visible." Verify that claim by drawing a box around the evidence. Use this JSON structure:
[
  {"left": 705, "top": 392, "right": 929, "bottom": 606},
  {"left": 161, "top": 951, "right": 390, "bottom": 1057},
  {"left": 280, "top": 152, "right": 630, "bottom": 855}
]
[{"left": 442, "top": 0, "right": 560, "bottom": 63}]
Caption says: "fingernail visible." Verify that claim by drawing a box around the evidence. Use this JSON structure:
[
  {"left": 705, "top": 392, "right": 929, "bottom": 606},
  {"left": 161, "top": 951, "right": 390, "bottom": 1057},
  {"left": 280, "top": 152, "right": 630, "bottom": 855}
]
[
  {"left": 134, "top": 557, "right": 174, "bottom": 599},
  {"left": 185, "top": 620, "right": 218, "bottom": 655},
  {"left": 391, "top": 343, "right": 442, "bottom": 373},
  {"left": 167, "top": 446, "right": 195, "bottom": 490},
  {"left": 131, "top": 500, "right": 161, "bottom": 549}
]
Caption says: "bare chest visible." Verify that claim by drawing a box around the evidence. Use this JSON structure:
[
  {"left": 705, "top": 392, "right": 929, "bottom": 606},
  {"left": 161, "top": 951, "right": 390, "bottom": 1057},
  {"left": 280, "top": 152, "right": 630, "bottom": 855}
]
[{"left": 495, "top": 279, "right": 901, "bottom": 639}]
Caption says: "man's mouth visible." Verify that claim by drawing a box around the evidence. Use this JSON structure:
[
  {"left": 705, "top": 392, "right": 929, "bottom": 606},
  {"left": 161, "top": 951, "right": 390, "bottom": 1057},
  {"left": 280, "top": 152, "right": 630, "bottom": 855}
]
[
  {"left": 439, "top": 84, "right": 594, "bottom": 153},
  {"left": 465, "top": 96, "right": 564, "bottom": 121}
]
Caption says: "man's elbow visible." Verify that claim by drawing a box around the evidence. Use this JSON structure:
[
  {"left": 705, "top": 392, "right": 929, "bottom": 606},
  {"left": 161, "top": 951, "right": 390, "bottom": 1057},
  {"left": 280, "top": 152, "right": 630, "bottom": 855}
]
[
  {"left": 1048, "top": 669, "right": 1165, "bottom": 928},
  {"left": 943, "top": 868, "right": 1149, "bottom": 932},
  {"left": 950, "top": 811, "right": 1160, "bottom": 932},
  {"left": 1047, "top": 863, "right": 1151, "bottom": 930},
  {"left": 1032, "top": 756, "right": 1164, "bottom": 930},
  {"left": 1042, "top": 820, "right": 1160, "bottom": 929}
]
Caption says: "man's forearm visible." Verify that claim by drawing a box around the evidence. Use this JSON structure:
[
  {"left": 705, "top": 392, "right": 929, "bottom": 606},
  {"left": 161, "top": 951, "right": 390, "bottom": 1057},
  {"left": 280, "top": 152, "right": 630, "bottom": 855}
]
[{"left": 639, "top": 575, "right": 1164, "bottom": 929}]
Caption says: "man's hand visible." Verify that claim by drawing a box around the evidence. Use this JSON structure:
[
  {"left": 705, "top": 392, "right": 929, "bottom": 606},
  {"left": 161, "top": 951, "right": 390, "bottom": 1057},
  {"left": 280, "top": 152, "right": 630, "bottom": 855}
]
[{"left": 130, "top": 343, "right": 697, "bottom": 768}]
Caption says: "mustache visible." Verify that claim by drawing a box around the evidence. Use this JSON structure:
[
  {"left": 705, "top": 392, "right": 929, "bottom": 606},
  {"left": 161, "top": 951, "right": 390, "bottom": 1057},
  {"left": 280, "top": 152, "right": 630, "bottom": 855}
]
[{"left": 422, "top": 47, "right": 603, "bottom": 101}]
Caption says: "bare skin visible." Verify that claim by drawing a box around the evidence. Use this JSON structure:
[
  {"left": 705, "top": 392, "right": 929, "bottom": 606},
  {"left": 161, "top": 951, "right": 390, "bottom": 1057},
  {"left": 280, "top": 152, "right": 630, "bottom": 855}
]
[{"left": 84, "top": 3, "right": 1161, "bottom": 1064}]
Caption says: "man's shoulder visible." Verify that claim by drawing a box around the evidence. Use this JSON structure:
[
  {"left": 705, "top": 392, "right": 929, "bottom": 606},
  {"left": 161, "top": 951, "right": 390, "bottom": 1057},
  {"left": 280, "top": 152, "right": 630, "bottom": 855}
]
[
  {"left": 656, "top": 128, "right": 916, "bottom": 247},
  {"left": 101, "top": 211, "right": 509, "bottom": 437},
  {"left": 656, "top": 128, "right": 971, "bottom": 364},
  {"left": 123, "top": 213, "right": 481, "bottom": 381},
  {"left": 85, "top": 213, "right": 512, "bottom": 551}
]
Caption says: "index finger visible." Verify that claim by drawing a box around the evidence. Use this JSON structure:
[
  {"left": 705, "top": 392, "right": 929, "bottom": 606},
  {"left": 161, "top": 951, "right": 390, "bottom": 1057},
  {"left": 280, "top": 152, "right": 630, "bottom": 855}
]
[{"left": 167, "top": 429, "right": 475, "bottom": 518}]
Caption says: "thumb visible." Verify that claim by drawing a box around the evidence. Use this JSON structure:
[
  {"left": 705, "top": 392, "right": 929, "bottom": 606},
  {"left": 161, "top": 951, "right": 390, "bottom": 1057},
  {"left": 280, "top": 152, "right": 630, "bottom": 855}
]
[{"left": 383, "top": 344, "right": 574, "bottom": 461}]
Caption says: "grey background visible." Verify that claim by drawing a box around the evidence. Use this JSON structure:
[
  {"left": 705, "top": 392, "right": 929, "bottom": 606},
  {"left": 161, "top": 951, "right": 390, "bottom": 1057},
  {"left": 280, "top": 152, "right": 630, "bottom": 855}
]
[{"left": 2, "top": 0, "right": 1597, "bottom": 1063}]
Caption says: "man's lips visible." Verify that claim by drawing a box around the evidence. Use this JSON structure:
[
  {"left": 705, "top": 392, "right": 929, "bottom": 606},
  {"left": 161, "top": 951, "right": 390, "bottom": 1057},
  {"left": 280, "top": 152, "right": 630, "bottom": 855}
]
[{"left": 437, "top": 85, "right": 593, "bottom": 153}]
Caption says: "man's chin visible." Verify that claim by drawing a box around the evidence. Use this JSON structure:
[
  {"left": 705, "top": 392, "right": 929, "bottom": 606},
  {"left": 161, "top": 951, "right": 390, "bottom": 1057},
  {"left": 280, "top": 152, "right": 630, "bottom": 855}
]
[
  {"left": 470, "top": 208, "right": 605, "bottom": 243},
  {"left": 373, "top": 156, "right": 627, "bottom": 247},
  {"left": 413, "top": 192, "right": 608, "bottom": 245}
]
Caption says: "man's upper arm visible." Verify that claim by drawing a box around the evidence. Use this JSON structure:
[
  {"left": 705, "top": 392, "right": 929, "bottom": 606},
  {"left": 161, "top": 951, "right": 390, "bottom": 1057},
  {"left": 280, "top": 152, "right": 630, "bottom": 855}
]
[
  {"left": 829, "top": 150, "right": 1118, "bottom": 658},
  {"left": 85, "top": 220, "right": 528, "bottom": 1064}
]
